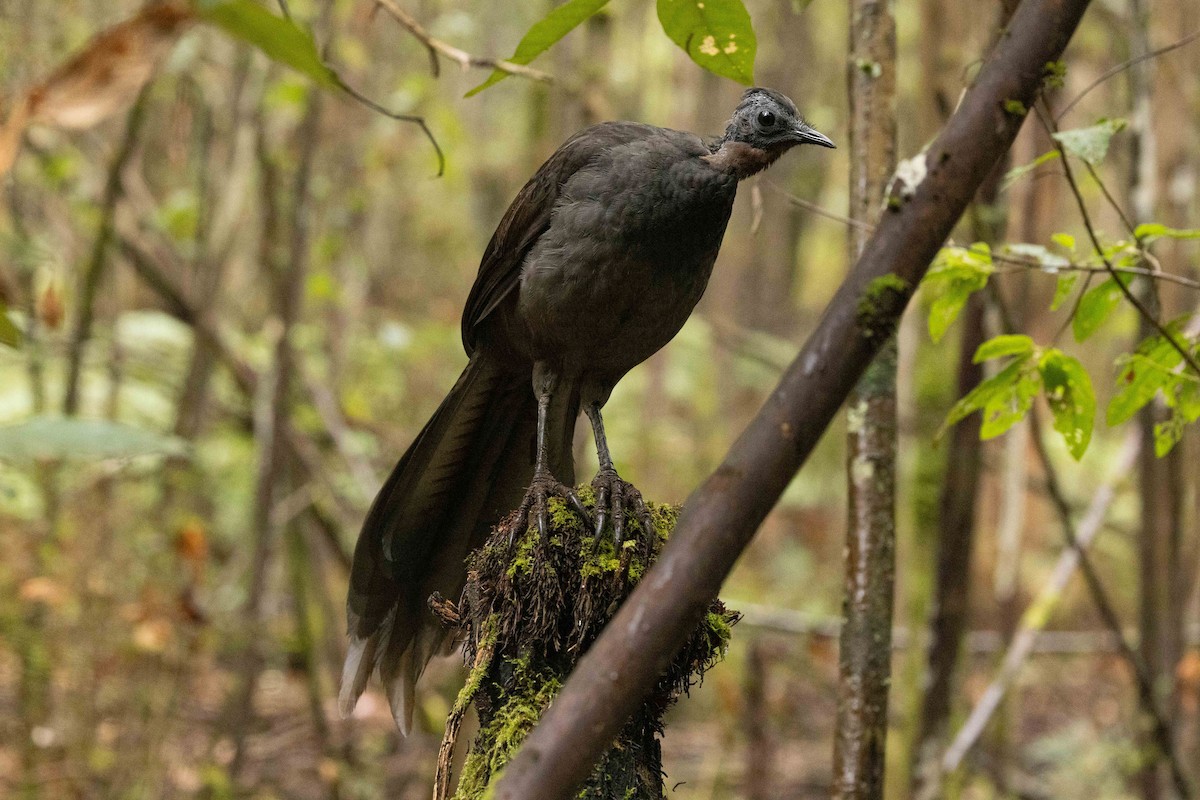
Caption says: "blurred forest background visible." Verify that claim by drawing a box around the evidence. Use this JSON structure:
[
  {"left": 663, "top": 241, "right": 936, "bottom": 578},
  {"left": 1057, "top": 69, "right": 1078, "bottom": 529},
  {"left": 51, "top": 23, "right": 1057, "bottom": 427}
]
[{"left": 0, "top": 0, "right": 1198, "bottom": 798}]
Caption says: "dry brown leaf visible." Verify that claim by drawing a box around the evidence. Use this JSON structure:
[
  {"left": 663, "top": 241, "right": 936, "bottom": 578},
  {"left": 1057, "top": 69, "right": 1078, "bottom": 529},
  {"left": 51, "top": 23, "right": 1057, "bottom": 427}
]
[
  {"left": 0, "top": 96, "right": 32, "bottom": 177},
  {"left": 36, "top": 280, "right": 64, "bottom": 331},
  {"left": 0, "top": 2, "right": 196, "bottom": 176},
  {"left": 174, "top": 518, "right": 209, "bottom": 562},
  {"left": 132, "top": 616, "right": 174, "bottom": 653},
  {"left": 19, "top": 576, "right": 68, "bottom": 607},
  {"left": 1178, "top": 649, "right": 1200, "bottom": 689}
]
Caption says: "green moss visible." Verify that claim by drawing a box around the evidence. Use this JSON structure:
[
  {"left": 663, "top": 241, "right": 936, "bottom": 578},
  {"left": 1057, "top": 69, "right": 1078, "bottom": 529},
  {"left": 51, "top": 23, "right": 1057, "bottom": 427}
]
[
  {"left": 1043, "top": 60, "right": 1067, "bottom": 90},
  {"left": 705, "top": 610, "right": 734, "bottom": 649},
  {"left": 856, "top": 274, "right": 911, "bottom": 343},
  {"left": 454, "top": 658, "right": 563, "bottom": 800},
  {"left": 447, "top": 487, "right": 734, "bottom": 800},
  {"left": 452, "top": 615, "right": 498, "bottom": 715},
  {"left": 1003, "top": 98, "right": 1027, "bottom": 116}
]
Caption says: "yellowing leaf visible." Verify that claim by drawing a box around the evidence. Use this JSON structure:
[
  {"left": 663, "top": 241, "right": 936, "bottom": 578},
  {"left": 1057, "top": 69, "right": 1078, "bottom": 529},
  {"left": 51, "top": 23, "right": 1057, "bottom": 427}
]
[{"left": 657, "top": 0, "right": 757, "bottom": 85}]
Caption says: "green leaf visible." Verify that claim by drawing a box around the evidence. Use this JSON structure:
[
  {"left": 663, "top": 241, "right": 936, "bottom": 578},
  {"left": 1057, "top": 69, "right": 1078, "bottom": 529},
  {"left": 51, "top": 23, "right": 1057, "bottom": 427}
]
[
  {"left": 1051, "top": 118, "right": 1127, "bottom": 166},
  {"left": 1108, "top": 355, "right": 1175, "bottom": 426},
  {"left": 974, "top": 334, "right": 1035, "bottom": 363},
  {"left": 196, "top": 0, "right": 336, "bottom": 89},
  {"left": 0, "top": 417, "right": 187, "bottom": 462},
  {"left": 1072, "top": 274, "right": 1130, "bottom": 342},
  {"left": 1154, "top": 418, "right": 1185, "bottom": 456},
  {"left": 922, "top": 244, "right": 993, "bottom": 343},
  {"left": 1001, "top": 150, "right": 1059, "bottom": 190},
  {"left": 466, "top": 0, "right": 610, "bottom": 97},
  {"left": 657, "top": 0, "right": 757, "bottom": 85},
  {"left": 1153, "top": 388, "right": 1199, "bottom": 456},
  {"left": 1106, "top": 324, "right": 1188, "bottom": 426},
  {"left": 942, "top": 356, "right": 1040, "bottom": 441},
  {"left": 1038, "top": 349, "right": 1095, "bottom": 459},
  {"left": 1051, "top": 272, "right": 1079, "bottom": 311},
  {"left": 1154, "top": 350, "right": 1200, "bottom": 456},
  {"left": 1051, "top": 232, "right": 1076, "bottom": 252},
  {"left": 1133, "top": 222, "right": 1200, "bottom": 242},
  {"left": 0, "top": 300, "right": 21, "bottom": 348}
]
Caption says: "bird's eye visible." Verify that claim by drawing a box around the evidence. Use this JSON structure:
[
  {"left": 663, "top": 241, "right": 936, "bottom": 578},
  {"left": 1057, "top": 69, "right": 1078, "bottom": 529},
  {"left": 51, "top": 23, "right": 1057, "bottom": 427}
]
[{"left": 756, "top": 110, "right": 777, "bottom": 128}]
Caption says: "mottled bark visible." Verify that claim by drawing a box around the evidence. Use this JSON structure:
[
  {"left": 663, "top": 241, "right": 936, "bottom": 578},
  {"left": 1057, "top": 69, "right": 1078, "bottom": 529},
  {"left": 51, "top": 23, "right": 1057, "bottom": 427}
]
[{"left": 832, "top": 0, "right": 898, "bottom": 795}]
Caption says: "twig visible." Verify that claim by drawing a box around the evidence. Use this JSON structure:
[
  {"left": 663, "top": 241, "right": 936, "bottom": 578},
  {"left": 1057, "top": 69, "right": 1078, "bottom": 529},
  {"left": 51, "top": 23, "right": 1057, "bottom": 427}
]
[
  {"left": 734, "top": 600, "right": 1200, "bottom": 653},
  {"left": 373, "top": 0, "right": 554, "bottom": 84},
  {"left": 332, "top": 78, "right": 445, "bottom": 176},
  {"left": 1026, "top": 408, "right": 1194, "bottom": 798},
  {"left": 62, "top": 90, "right": 150, "bottom": 415},
  {"left": 766, "top": 181, "right": 1200, "bottom": 291},
  {"left": 1035, "top": 103, "right": 1200, "bottom": 380},
  {"left": 1081, "top": 160, "right": 1135, "bottom": 236},
  {"left": 991, "top": 261, "right": 1200, "bottom": 290},
  {"left": 764, "top": 179, "right": 873, "bottom": 231},
  {"left": 301, "top": 363, "right": 381, "bottom": 501},
  {"left": 942, "top": 432, "right": 1140, "bottom": 771},
  {"left": 1056, "top": 28, "right": 1200, "bottom": 121}
]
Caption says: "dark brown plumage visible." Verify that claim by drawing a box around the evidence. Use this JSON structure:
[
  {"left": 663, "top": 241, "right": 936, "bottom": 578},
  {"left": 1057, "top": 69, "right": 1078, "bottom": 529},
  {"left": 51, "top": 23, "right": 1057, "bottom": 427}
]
[{"left": 341, "top": 88, "right": 834, "bottom": 732}]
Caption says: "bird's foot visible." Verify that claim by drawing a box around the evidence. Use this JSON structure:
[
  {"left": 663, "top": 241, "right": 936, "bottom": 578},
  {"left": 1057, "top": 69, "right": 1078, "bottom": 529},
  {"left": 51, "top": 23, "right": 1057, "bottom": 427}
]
[
  {"left": 590, "top": 468, "right": 654, "bottom": 545},
  {"left": 513, "top": 472, "right": 591, "bottom": 543}
]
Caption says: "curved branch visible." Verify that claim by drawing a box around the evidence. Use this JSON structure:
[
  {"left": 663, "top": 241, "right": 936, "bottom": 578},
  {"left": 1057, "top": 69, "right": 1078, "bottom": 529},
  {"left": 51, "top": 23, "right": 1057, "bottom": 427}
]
[
  {"left": 1056, "top": 28, "right": 1200, "bottom": 121},
  {"left": 373, "top": 0, "right": 554, "bottom": 84}
]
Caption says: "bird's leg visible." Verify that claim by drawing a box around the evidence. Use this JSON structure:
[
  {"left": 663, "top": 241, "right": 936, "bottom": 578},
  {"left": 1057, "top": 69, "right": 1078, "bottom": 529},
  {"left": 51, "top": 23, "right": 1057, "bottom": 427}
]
[
  {"left": 585, "top": 402, "right": 653, "bottom": 544},
  {"left": 513, "top": 372, "right": 588, "bottom": 542}
]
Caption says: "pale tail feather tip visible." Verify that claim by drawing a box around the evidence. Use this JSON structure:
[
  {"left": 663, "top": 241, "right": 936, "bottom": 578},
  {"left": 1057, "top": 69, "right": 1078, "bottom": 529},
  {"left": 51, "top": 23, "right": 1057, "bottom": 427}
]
[
  {"left": 338, "top": 635, "right": 373, "bottom": 719},
  {"left": 386, "top": 670, "right": 416, "bottom": 737}
]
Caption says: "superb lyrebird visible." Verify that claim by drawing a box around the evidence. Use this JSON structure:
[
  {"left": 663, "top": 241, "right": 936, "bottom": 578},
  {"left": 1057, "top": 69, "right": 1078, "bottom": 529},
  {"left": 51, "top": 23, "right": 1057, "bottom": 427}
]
[{"left": 341, "top": 88, "right": 835, "bottom": 732}]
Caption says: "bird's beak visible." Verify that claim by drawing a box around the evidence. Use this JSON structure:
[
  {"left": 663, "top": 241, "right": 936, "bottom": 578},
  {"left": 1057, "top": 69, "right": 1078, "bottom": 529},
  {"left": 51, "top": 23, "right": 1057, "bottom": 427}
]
[{"left": 792, "top": 123, "right": 836, "bottom": 149}]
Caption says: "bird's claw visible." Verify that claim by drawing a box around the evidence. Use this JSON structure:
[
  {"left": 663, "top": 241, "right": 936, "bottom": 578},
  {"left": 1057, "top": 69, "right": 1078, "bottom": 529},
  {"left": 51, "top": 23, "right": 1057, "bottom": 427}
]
[
  {"left": 512, "top": 474, "right": 592, "bottom": 545},
  {"left": 590, "top": 468, "right": 653, "bottom": 545}
]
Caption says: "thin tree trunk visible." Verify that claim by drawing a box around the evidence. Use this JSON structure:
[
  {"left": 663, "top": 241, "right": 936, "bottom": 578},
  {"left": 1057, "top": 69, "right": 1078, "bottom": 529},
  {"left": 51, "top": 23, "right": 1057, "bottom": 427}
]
[
  {"left": 226, "top": 83, "right": 324, "bottom": 779},
  {"left": 908, "top": 296, "right": 985, "bottom": 800},
  {"left": 1128, "top": 3, "right": 1185, "bottom": 796},
  {"left": 832, "top": 1, "right": 898, "bottom": 798},
  {"left": 62, "top": 90, "right": 150, "bottom": 415},
  {"left": 742, "top": 639, "right": 774, "bottom": 800}
]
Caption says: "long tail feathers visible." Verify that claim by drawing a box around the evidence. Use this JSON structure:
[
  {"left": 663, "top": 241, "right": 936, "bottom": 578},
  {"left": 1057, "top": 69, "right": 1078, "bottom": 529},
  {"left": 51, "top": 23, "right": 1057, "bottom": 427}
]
[{"left": 340, "top": 353, "right": 577, "bottom": 733}]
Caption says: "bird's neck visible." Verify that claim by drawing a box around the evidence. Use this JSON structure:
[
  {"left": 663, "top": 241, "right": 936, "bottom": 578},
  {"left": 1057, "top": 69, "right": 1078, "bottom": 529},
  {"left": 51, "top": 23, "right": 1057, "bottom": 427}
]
[{"left": 702, "top": 140, "right": 783, "bottom": 180}]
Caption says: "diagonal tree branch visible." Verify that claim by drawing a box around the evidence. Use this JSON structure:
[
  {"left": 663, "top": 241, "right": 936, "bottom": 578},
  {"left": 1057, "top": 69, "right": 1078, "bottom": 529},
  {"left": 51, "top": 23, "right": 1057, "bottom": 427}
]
[{"left": 490, "top": 1, "right": 1096, "bottom": 797}]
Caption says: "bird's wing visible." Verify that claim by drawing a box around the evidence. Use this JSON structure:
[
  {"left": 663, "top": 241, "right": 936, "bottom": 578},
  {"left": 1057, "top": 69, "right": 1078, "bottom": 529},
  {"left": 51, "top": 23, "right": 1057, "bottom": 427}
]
[{"left": 460, "top": 121, "right": 658, "bottom": 354}]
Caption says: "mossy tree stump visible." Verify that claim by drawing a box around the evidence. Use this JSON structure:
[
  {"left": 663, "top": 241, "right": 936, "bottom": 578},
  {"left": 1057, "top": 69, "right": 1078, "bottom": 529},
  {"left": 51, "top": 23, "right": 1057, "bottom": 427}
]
[{"left": 432, "top": 487, "right": 738, "bottom": 800}]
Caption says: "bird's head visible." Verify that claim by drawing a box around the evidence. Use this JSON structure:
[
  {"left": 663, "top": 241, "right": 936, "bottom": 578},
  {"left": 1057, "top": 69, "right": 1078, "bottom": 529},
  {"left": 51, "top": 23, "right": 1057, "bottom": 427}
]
[{"left": 706, "top": 88, "right": 835, "bottom": 179}]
